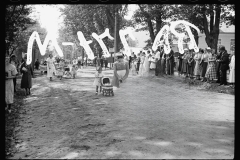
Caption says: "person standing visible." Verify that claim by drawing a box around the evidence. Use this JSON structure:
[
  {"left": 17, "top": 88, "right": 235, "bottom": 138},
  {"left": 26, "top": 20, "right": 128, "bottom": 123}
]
[
  {"left": 104, "top": 56, "right": 108, "bottom": 70},
  {"left": 187, "top": 49, "right": 195, "bottom": 79},
  {"left": 181, "top": 48, "right": 189, "bottom": 77},
  {"left": 10, "top": 54, "right": 19, "bottom": 93},
  {"left": 100, "top": 54, "right": 104, "bottom": 68},
  {"left": 136, "top": 53, "right": 141, "bottom": 74},
  {"left": 5, "top": 56, "right": 18, "bottom": 113},
  {"left": 93, "top": 66, "right": 103, "bottom": 95},
  {"left": 177, "top": 52, "right": 183, "bottom": 76},
  {"left": 139, "top": 52, "right": 145, "bottom": 77},
  {"left": 20, "top": 54, "right": 34, "bottom": 96},
  {"left": 228, "top": 51, "right": 235, "bottom": 88},
  {"left": 217, "top": 46, "right": 229, "bottom": 86},
  {"left": 200, "top": 48, "right": 210, "bottom": 82},
  {"left": 150, "top": 53, "right": 156, "bottom": 70},
  {"left": 155, "top": 47, "right": 161, "bottom": 76},
  {"left": 46, "top": 53, "right": 56, "bottom": 81},
  {"left": 205, "top": 50, "right": 217, "bottom": 83},
  {"left": 193, "top": 49, "right": 203, "bottom": 80},
  {"left": 143, "top": 52, "right": 150, "bottom": 76},
  {"left": 35, "top": 59, "right": 40, "bottom": 70},
  {"left": 166, "top": 49, "right": 174, "bottom": 75},
  {"left": 216, "top": 47, "right": 224, "bottom": 83}
]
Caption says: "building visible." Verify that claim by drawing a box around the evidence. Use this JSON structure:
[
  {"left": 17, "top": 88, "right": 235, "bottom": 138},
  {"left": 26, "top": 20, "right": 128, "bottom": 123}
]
[{"left": 198, "top": 29, "right": 235, "bottom": 53}]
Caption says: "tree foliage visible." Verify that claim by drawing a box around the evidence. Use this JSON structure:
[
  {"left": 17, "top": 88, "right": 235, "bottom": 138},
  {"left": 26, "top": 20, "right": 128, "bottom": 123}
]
[
  {"left": 59, "top": 4, "right": 131, "bottom": 57},
  {"left": 132, "top": 4, "right": 235, "bottom": 52},
  {"left": 5, "top": 5, "right": 36, "bottom": 56}
]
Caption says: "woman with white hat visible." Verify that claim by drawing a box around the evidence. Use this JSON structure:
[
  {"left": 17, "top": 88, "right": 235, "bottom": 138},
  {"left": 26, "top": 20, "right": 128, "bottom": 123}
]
[
  {"left": 5, "top": 55, "right": 18, "bottom": 113},
  {"left": 112, "top": 52, "right": 129, "bottom": 88}
]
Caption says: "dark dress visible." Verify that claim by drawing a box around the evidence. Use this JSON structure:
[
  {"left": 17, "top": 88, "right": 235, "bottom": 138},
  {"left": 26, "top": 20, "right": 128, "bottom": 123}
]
[
  {"left": 219, "top": 52, "right": 230, "bottom": 85},
  {"left": 181, "top": 54, "right": 188, "bottom": 74},
  {"left": 166, "top": 50, "right": 174, "bottom": 75},
  {"left": 187, "top": 53, "right": 194, "bottom": 76},
  {"left": 20, "top": 62, "right": 33, "bottom": 89},
  {"left": 178, "top": 54, "right": 183, "bottom": 73}
]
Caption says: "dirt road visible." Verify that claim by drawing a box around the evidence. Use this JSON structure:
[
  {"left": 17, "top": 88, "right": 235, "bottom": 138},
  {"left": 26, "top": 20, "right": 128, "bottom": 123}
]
[{"left": 10, "top": 66, "right": 234, "bottom": 159}]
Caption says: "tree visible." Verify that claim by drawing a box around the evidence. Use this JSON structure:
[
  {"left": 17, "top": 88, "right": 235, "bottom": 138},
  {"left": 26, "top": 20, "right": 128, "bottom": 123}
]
[
  {"left": 175, "top": 4, "right": 235, "bottom": 54},
  {"left": 5, "top": 5, "right": 36, "bottom": 56},
  {"left": 59, "top": 4, "right": 130, "bottom": 58}
]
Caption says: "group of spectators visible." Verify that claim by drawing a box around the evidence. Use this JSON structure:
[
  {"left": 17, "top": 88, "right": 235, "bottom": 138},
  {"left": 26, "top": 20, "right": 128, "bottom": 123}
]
[
  {"left": 122, "top": 45, "right": 234, "bottom": 88},
  {"left": 176, "top": 45, "right": 235, "bottom": 87}
]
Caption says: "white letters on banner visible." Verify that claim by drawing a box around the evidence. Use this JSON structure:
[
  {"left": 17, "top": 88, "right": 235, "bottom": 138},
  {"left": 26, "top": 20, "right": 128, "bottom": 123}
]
[
  {"left": 77, "top": 31, "right": 94, "bottom": 59},
  {"left": 119, "top": 27, "right": 136, "bottom": 56},
  {"left": 153, "top": 20, "right": 200, "bottom": 54},
  {"left": 152, "top": 25, "right": 171, "bottom": 54},
  {"left": 92, "top": 28, "right": 114, "bottom": 57},
  {"left": 26, "top": 31, "right": 63, "bottom": 65}
]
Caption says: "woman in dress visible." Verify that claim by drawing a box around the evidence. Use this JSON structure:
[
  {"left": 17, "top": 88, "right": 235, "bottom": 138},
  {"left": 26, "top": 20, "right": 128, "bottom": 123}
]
[
  {"left": 143, "top": 52, "right": 150, "bottom": 76},
  {"left": 166, "top": 49, "right": 174, "bottom": 75},
  {"left": 20, "top": 54, "right": 34, "bottom": 96},
  {"left": 187, "top": 49, "right": 195, "bottom": 79},
  {"left": 205, "top": 49, "right": 217, "bottom": 83},
  {"left": 5, "top": 56, "right": 18, "bottom": 112},
  {"left": 228, "top": 51, "right": 235, "bottom": 88},
  {"left": 200, "top": 47, "right": 210, "bottom": 82},
  {"left": 177, "top": 52, "right": 183, "bottom": 76},
  {"left": 160, "top": 52, "right": 166, "bottom": 75},
  {"left": 139, "top": 52, "right": 145, "bottom": 77},
  {"left": 181, "top": 48, "right": 189, "bottom": 77},
  {"left": 46, "top": 53, "right": 56, "bottom": 81},
  {"left": 112, "top": 52, "right": 129, "bottom": 88},
  {"left": 150, "top": 53, "right": 156, "bottom": 70},
  {"left": 193, "top": 49, "right": 203, "bottom": 80}
]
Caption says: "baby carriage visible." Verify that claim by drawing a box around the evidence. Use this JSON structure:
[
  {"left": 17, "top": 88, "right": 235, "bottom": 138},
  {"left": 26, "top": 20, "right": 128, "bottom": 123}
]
[{"left": 101, "top": 77, "right": 114, "bottom": 96}]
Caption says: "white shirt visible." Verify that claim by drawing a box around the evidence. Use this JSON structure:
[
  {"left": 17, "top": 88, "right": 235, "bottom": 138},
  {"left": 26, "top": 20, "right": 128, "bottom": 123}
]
[{"left": 155, "top": 51, "right": 161, "bottom": 59}]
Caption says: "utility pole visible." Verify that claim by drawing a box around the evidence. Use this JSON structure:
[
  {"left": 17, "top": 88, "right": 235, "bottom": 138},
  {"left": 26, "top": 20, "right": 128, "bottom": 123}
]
[{"left": 114, "top": 6, "right": 119, "bottom": 56}]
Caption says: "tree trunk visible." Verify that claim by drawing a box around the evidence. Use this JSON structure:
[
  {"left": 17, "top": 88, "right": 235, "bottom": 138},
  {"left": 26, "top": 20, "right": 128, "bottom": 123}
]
[{"left": 114, "top": 7, "right": 120, "bottom": 54}]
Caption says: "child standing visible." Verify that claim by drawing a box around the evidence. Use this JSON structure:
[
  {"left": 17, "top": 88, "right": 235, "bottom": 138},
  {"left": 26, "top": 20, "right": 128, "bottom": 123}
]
[
  {"left": 71, "top": 64, "right": 77, "bottom": 79},
  {"left": 93, "top": 66, "right": 103, "bottom": 95}
]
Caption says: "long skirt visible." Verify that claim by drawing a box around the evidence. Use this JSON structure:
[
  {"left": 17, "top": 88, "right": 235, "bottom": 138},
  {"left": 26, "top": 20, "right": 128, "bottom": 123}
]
[
  {"left": 160, "top": 59, "right": 165, "bottom": 74},
  {"left": 6, "top": 79, "right": 14, "bottom": 104},
  {"left": 139, "top": 63, "right": 144, "bottom": 76},
  {"left": 205, "top": 62, "right": 217, "bottom": 80},
  {"left": 181, "top": 60, "right": 188, "bottom": 74},
  {"left": 229, "top": 68, "right": 235, "bottom": 83},
  {"left": 167, "top": 60, "right": 174, "bottom": 75},
  {"left": 150, "top": 62, "right": 156, "bottom": 69},
  {"left": 201, "top": 62, "right": 208, "bottom": 77},
  {"left": 194, "top": 60, "right": 201, "bottom": 76},
  {"left": 187, "top": 62, "right": 194, "bottom": 76},
  {"left": 131, "top": 62, "right": 137, "bottom": 76},
  {"left": 21, "top": 72, "right": 32, "bottom": 89},
  {"left": 112, "top": 70, "right": 127, "bottom": 88},
  {"left": 178, "top": 59, "right": 183, "bottom": 72}
]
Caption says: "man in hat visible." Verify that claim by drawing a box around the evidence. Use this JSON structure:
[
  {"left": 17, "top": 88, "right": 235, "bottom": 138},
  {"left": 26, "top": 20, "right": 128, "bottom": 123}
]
[
  {"left": 216, "top": 46, "right": 229, "bottom": 86},
  {"left": 216, "top": 46, "right": 224, "bottom": 83}
]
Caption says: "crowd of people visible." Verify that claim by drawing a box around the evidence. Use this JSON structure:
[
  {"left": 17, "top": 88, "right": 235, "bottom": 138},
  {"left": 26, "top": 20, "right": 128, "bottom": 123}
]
[
  {"left": 5, "top": 44, "right": 235, "bottom": 113},
  {"left": 122, "top": 45, "right": 234, "bottom": 88}
]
